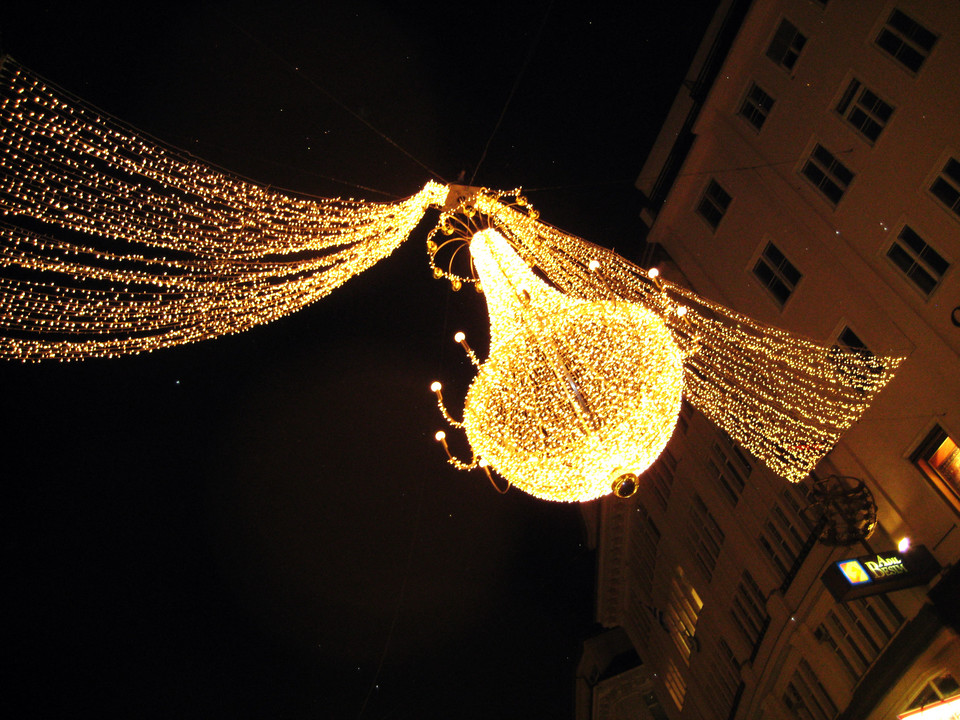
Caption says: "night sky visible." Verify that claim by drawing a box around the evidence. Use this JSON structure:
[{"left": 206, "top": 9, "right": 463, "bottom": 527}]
[{"left": 1, "top": 2, "right": 714, "bottom": 718}]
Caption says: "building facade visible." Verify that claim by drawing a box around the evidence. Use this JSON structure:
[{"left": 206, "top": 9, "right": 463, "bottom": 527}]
[{"left": 588, "top": 1, "right": 960, "bottom": 719}]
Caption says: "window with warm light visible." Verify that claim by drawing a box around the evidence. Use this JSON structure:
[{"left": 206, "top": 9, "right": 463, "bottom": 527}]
[
  {"left": 875, "top": 8, "right": 937, "bottom": 73},
  {"left": 836, "top": 78, "right": 894, "bottom": 143},
  {"left": 912, "top": 425, "right": 960, "bottom": 513},
  {"left": 666, "top": 565, "right": 703, "bottom": 664},
  {"left": 767, "top": 19, "right": 807, "bottom": 71},
  {"left": 901, "top": 673, "right": 960, "bottom": 718}
]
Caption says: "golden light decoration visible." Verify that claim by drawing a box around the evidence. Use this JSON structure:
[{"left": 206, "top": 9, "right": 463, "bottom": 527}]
[
  {"left": 452, "top": 228, "right": 685, "bottom": 502},
  {"left": 0, "top": 57, "right": 903, "bottom": 500}
]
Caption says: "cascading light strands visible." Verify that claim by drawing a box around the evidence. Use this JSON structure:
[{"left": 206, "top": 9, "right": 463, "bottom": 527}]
[
  {"left": 0, "top": 58, "right": 902, "bottom": 498},
  {"left": 0, "top": 56, "right": 446, "bottom": 360}
]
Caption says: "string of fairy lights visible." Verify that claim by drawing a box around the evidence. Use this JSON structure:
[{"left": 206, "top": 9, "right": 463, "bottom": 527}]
[
  {"left": 0, "top": 57, "right": 901, "bottom": 498},
  {"left": 0, "top": 57, "right": 446, "bottom": 360}
]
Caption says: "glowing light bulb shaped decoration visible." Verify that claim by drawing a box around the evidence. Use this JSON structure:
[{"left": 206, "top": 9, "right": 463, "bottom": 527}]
[{"left": 459, "top": 229, "right": 684, "bottom": 502}]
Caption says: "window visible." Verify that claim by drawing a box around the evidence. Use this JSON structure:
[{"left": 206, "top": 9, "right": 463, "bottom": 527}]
[
  {"left": 801, "top": 143, "right": 855, "bottom": 204},
  {"left": 815, "top": 596, "right": 903, "bottom": 684},
  {"left": 664, "top": 658, "right": 687, "bottom": 710},
  {"left": 759, "top": 490, "right": 814, "bottom": 584},
  {"left": 687, "top": 493, "right": 725, "bottom": 581},
  {"left": 666, "top": 565, "right": 703, "bottom": 664},
  {"left": 767, "top": 19, "right": 807, "bottom": 71},
  {"left": 646, "top": 448, "right": 677, "bottom": 510},
  {"left": 697, "top": 179, "right": 732, "bottom": 230},
  {"left": 706, "top": 638, "right": 742, "bottom": 720},
  {"left": 731, "top": 570, "right": 768, "bottom": 650},
  {"left": 930, "top": 157, "right": 960, "bottom": 219},
  {"left": 630, "top": 501, "right": 661, "bottom": 593},
  {"left": 886, "top": 225, "right": 950, "bottom": 296},
  {"left": 783, "top": 659, "right": 838, "bottom": 720},
  {"left": 831, "top": 326, "right": 884, "bottom": 389},
  {"left": 905, "top": 673, "right": 960, "bottom": 713},
  {"left": 753, "top": 242, "right": 802, "bottom": 306},
  {"left": 875, "top": 9, "right": 937, "bottom": 73},
  {"left": 912, "top": 424, "right": 960, "bottom": 512},
  {"left": 708, "top": 436, "right": 751, "bottom": 505},
  {"left": 740, "top": 82, "right": 775, "bottom": 130},
  {"left": 836, "top": 79, "right": 894, "bottom": 142}
]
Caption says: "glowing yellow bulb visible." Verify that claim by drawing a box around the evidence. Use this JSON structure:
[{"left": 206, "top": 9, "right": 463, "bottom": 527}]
[
  {"left": 648, "top": 267, "right": 660, "bottom": 279},
  {"left": 435, "top": 430, "right": 447, "bottom": 442},
  {"left": 430, "top": 381, "right": 442, "bottom": 392},
  {"left": 460, "top": 229, "right": 684, "bottom": 502},
  {"left": 898, "top": 537, "right": 911, "bottom": 552},
  {"left": 454, "top": 332, "right": 466, "bottom": 343}
]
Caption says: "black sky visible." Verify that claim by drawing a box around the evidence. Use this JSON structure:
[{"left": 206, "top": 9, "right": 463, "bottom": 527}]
[{"left": 1, "top": 2, "right": 715, "bottom": 718}]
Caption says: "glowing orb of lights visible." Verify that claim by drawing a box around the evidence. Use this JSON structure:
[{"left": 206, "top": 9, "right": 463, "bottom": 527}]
[{"left": 459, "top": 229, "right": 684, "bottom": 502}]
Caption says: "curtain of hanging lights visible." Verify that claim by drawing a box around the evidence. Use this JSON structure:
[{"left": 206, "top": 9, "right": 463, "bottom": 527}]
[{"left": 0, "top": 57, "right": 901, "bottom": 501}]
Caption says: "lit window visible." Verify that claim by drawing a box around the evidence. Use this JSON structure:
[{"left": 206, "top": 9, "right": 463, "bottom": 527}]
[
  {"left": 912, "top": 425, "right": 960, "bottom": 512},
  {"left": 767, "top": 19, "right": 807, "bottom": 71},
  {"left": 753, "top": 242, "right": 802, "bottom": 306},
  {"left": 666, "top": 565, "right": 703, "bottom": 663},
  {"left": 740, "top": 82, "right": 775, "bottom": 130},
  {"left": 930, "top": 157, "right": 960, "bottom": 219},
  {"left": 836, "top": 79, "right": 894, "bottom": 142},
  {"left": 886, "top": 226, "right": 950, "bottom": 296},
  {"left": 875, "top": 9, "right": 938, "bottom": 73},
  {"left": 801, "top": 143, "right": 855, "bottom": 204},
  {"left": 697, "top": 179, "right": 732, "bottom": 230},
  {"left": 905, "top": 673, "right": 960, "bottom": 713},
  {"left": 664, "top": 658, "right": 687, "bottom": 710}
]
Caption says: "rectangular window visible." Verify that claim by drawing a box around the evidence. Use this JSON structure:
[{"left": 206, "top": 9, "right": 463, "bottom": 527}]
[
  {"left": 708, "top": 638, "right": 742, "bottom": 719},
  {"left": 831, "top": 326, "right": 884, "bottom": 390},
  {"left": 815, "top": 596, "right": 903, "bottom": 684},
  {"left": 697, "top": 179, "right": 732, "bottom": 230},
  {"left": 836, "top": 79, "right": 894, "bottom": 142},
  {"left": 666, "top": 565, "right": 703, "bottom": 664},
  {"left": 740, "top": 82, "right": 775, "bottom": 130},
  {"left": 664, "top": 658, "right": 687, "bottom": 710},
  {"left": 686, "top": 493, "right": 725, "bottom": 581},
  {"left": 647, "top": 448, "right": 677, "bottom": 510},
  {"left": 759, "top": 491, "right": 812, "bottom": 584},
  {"left": 630, "top": 501, "right": 661, "bottom": 594},
  {"left": 709, "top": 436, "right": 750, "bottom": 505},
  {"left": 731, "top": 570, "right": 768, "bottom": 651},
  {"left": 912, "top": 424, "right": 960, "bottom": 513},
  {"left": 753, "top": 241, "right": 802, "bottom": 306},
  {"left": 767, "top": 19, "right": 807, "bottom": 71},
  {"left": 875, "top": 9, "right": 937, "bottom": 72},
  {"left": 783, "top": 659, "right": 838, "bottom": 720},
  {"left": 801, "top": 143, "right": 855, "bottom": 204},
  {"left": 930, "top": 157, "right": 960, "bottom": 218},
  {"left": 886, "top": 225, "right": 950, "bottom": 295}
]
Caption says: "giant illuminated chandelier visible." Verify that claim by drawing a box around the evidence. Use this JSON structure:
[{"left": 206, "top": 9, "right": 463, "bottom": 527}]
[{"left": 0, "top": 57, "right": 901, "bottom": 501}]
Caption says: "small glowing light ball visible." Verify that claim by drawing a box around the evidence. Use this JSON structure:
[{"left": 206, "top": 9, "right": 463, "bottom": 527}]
[{"left": 462, "top": 230, "right": 684, "bottom": 502}]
